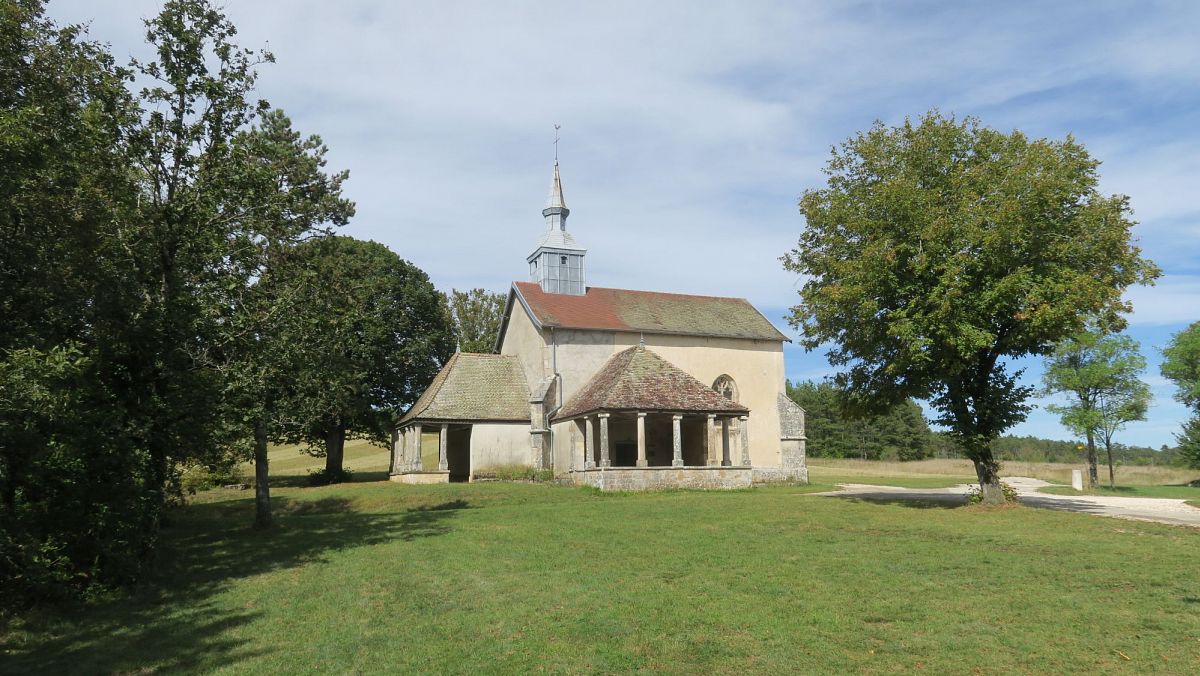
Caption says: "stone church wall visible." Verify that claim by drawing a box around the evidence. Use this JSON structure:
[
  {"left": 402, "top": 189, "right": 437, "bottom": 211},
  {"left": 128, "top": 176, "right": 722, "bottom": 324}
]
[{"left": 470, "top": 423, "right": 531, "bottom": 476}]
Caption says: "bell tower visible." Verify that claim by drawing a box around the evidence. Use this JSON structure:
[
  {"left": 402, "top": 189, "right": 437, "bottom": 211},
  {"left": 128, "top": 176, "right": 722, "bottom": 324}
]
[{"left": 527, "top": 157, "right": 586, "bottom": 295}]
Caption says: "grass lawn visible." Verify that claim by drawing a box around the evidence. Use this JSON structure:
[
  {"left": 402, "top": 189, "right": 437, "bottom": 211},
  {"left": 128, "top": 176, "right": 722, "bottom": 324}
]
[
  {"left": 807, "top": 470, "right": 975, "bottom": 489},
  {"left": 1039, "top": 484, "right": 1200, "bottom": 500},
  {"left": 4, "top": 480, "right": 1200, "bottom": 674}
]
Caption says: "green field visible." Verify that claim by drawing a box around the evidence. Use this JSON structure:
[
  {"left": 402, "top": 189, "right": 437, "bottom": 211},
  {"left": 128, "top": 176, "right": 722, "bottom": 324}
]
[{"left": 4, "top": 475, "right": 1200, "bottom": 674}]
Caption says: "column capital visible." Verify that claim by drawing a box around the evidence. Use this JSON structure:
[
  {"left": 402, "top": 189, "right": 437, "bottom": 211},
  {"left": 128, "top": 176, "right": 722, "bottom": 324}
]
[
  {"left": 671, "top": 413, "right": 683, "bottom": 421},
  {"left": 637, "top": 411, "right": 647, "bottom": 418},
  {"left": 598, "top": 412, "right": 610, "bottom": 419}
]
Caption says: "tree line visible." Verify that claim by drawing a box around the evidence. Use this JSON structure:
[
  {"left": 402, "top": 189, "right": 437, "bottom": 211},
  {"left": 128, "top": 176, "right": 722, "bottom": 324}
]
[{"left": 787, "top": 381, "right": 1178, "bottom": 466}]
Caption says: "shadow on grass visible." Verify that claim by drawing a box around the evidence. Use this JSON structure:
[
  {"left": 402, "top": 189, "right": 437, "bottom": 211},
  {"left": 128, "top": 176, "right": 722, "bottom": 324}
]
[
  {"left": 840, "top": 496, "right": 964, "bottom": 510},
  {"left": 2, "top": 496, "right": 465, "bottom": 674},
  {"left": 267, "top": 469, "right": 392, "bottom": 488}
]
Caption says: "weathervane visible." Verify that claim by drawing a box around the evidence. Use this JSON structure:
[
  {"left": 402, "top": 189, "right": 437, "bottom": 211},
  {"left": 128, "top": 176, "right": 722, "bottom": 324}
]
[{"left": 554, "top": 124, "right": 561, "bottom": 161}]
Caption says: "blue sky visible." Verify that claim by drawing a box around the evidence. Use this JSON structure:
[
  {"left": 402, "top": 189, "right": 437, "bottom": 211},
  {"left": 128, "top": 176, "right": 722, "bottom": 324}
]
[{"left": 49, "top": 0, "right": 1200, "bottom": 448}]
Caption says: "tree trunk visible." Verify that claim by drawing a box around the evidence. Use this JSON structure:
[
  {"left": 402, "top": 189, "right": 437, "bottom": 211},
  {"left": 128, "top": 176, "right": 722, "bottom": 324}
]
[
  {"left": 1085, "top": 428, "right": 1098, "bottom": 489},
  {"left": 1104, "top": 438, "right": 1116, "bottom": 490},
  {"left": 972, "top": 453, "right": 1004, "bottom": 505},
  {"left": 324, "top": 423, "right": 345, "bottom": 480},
  {"left": 253, "top": 418, "right": 272, "bottom": 530}
]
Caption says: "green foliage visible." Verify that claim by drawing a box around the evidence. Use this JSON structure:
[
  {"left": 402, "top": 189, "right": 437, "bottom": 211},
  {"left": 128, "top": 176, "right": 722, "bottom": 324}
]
[
  {"left": 786, "top": 380, "right": 935, "bottom": 460},
  {"left": 447, "top": 288, "right": 506, "bottom": 353},
  {"left": 266, "top": 236, "right": 454, "bottom": 479},
  {"left": 1, "top": 0, "right": 355, "bottom": 602},
  {"left": 784, "top": 110, "right": 1158, "bottom": 501},
  {"left": 965, "top": 481, "right": 1019, "bottom": 504},
  {"left": 1176, "top": 416, "right": 1200, "bottom": 470},
  {"left": 306, "top": 467, "right": 355, "bottom": 487},
  {"left": 1041, "top": 328, "right": 1150, "bottom": 485},
  {"left": 1162, "top": 321, "right": 1200, "bottom": 410}
]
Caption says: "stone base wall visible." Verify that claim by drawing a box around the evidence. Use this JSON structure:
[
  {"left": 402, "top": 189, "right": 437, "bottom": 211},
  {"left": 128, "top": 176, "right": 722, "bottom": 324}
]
[
  {"left": 570, "top": 466, "right": 752, "bottom": 491},
  {"left": 751, "top": 466, "right": 809, "bottom": 484},
  {"left": 390, "top": 471, "right": 450, "bottom": 485}
]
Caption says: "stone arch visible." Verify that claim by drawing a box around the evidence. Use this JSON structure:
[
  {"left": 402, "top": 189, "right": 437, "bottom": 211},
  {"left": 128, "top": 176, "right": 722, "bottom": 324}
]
[{"left": 712, "top": 374, "right": 738, "bottom": 403}]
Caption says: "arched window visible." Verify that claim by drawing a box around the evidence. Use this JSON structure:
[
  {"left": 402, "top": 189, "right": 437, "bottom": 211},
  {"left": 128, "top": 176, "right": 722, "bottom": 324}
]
[{"left": 712, "top": 375, "right": 738, "bottom": 403}]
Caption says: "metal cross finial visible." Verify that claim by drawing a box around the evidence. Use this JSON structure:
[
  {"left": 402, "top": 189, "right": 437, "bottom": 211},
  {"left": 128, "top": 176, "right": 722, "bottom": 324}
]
[{"left": 553, "top": 124, "right": 561, "bottom": 161}]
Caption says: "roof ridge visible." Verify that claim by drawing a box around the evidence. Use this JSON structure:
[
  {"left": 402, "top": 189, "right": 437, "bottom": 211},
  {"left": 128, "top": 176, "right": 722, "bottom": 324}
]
[{"left": 514, "top": 280, "right": 752, "bottom": 304}]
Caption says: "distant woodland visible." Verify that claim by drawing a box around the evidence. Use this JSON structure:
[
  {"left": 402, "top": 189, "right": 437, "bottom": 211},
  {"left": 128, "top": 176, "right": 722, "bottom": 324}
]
[{"left": 787, "top": 381, "right": 1179, "bottom": 466}]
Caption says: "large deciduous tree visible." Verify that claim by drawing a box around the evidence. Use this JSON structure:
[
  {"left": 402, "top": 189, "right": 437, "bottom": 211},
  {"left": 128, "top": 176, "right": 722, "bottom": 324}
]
[
  {"left": 784, "top": 111, "right": 1158, "bottom": 503},
  {"left": 447, "top": 288, "right": 506, "bottom": 353},
  {"left": 1042, "top": 330, "right": 1150, "bottom": 488},
  {"left": 269, "top": 237, "right": 454, "bottom": 482}
]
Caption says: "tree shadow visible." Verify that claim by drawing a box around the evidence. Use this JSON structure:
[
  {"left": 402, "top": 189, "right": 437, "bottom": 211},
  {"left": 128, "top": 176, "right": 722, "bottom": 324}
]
[
  {"left": 267, "top": 469, "right": 392, "bottom": 488},
  {"left": 3, "top": 495, "right": 466, "bottom": 674},
  {"left": 838, "top": 495, "right": 965, "bottom": 510}
]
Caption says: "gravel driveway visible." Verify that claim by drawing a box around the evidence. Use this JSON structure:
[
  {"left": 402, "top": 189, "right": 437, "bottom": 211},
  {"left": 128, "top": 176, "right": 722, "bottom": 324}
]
[{"left": 815, "top": 476, "right": 1200, "bottom": 528}]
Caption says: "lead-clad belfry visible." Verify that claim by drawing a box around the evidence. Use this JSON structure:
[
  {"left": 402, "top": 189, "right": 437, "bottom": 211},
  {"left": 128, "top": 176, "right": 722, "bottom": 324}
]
[{"left": 392, "top": 160, "right": 807, "bottom": 490}]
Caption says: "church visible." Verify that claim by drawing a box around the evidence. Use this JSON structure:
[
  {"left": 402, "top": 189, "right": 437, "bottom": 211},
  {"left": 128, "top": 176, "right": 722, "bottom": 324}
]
[{"left": 390, "top": 161, "right": 808, "bottom": 490}]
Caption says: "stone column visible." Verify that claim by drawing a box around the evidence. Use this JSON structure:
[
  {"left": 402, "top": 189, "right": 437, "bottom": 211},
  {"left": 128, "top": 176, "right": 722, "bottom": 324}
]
[
  {"left": 411, "top": 423, "right": 423, "bottom": 471},
  {"left": 584, "top": 416, "right": 595, "bottom": 469},
  {"left": 721, "top": 417, "right": 732, "bottom": 467},
  {"left": 599, "top": 413, "right": 611, "bottom": 468},
  {"left": 706, "top": 414, "right": 717, "bottom": 466},
  {"left": 671, "top": 414, "right": 684, "bottom": 467},
  {"left": 390, "top": 429, "right": 400, "bottom": 474},
  {"left": 438, "top": 423, "right": 449, "bottom": 471},
  {"left": 636, "top": 412, "right": 647, "bottom": 467},
  {"left": 739, "top": 416, "right": 751, "bottom": 466}
]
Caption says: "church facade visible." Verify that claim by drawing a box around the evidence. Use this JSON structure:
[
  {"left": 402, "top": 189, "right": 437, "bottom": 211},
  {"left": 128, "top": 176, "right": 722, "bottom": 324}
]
[{"left": 391, "top": 162, "right": 807, "bottom": 490}]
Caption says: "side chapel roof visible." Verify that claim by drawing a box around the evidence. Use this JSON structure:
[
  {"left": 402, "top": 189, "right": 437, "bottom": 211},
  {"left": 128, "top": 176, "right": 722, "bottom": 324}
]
[
  {"left": 556, "top": 345, "right": 749, "bottom": 420},
  {"left": 509, "top": 281, "right": 789, "bottom": 342},
  {"left": 399, "top": 353, "right": 530, "bottom": 425}
]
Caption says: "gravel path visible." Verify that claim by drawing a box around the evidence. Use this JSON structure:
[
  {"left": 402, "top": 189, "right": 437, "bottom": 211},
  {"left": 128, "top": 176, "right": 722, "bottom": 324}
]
[{"left": 814, "top": 476, "right": 1200, "bottom": 528}]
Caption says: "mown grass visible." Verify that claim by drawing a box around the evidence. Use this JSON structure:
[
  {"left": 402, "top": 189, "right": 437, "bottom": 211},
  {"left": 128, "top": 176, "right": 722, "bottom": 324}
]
[
  {"left": 808, "top": 457, "right": 1200, "bottom": 487},
  {"left": 1040, "top": 484, "right": 1200, "bottom": 500},
  {"left": 3, "top": 479, "right": 1200, "bottom": 674},
  {"left": 808, "top": 468, "right": 974, "bottom": 489}
]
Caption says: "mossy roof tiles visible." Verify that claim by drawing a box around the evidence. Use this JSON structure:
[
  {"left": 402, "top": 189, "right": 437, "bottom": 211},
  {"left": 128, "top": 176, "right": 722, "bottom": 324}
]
[
  {"left": 513, "top": 281, "right": 787, "bottom": 341},
  {"left": 399, "top": 353, "right": 530, "bottom": 425},
  {"left": 556, "top": 346, "right": 749, "bottom": 420}
]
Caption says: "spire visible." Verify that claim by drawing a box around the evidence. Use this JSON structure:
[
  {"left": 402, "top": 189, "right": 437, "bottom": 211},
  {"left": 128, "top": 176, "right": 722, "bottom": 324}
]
[{"left": 542, "top": 161, "right": 569, "bottom": 229}]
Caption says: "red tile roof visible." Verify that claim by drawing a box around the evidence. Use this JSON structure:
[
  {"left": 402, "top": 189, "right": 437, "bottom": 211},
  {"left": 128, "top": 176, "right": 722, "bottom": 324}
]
[
  {"left": 511, "top": 281, "right": 787, "bottom": 341},
  {"left": 556, "top": 346, "right": 749, "bottom": 420}
]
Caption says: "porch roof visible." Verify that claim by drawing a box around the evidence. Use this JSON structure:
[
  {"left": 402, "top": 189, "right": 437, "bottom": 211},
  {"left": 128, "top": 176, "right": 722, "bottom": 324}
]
[
  {"left": 399, "top": 353, "right": 530, "bottom": 425},
  {"left": 555, "top": 345, "right": 749, "bottom": 420}
]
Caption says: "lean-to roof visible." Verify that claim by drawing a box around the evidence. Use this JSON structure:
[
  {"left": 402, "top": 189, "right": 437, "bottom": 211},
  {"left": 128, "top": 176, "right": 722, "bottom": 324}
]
[{"left": 399, "top": 353, "right": 530, "bottom": 425}]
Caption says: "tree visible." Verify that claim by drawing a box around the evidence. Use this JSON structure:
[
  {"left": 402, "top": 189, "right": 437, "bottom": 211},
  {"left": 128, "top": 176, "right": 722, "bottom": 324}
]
[
  {"left": 1162, "top": 322, "right": 1200, "bottom": 410},
  {"left": 447, "top": 288, "right": 506, "bottom": 353},
  {"left": 783, "top": 111, "right": 1159, "bottom": 503},
  {"left": 1175, "top": 416, "right": 1200, "bottom": 470},
  {"left": 1163, "top": 322, "right": 1200, "bottom": 471},
  {"left": 785, "top": 380, "right": 935, "bottom": 460},
  {"left": 1042, "top": 330, "right": 1149, "bottom": 488},
  {"left": 270, "top": 237, "right": 454, "bottom": 481}
]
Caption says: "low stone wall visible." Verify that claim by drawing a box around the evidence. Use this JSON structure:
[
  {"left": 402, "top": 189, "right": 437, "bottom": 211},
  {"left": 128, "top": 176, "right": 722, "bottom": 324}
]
[
  {"left": 752, "top": 466, "right": 809, "bottom": 484},
  {"left": 570, "top": 466, "right": 752, "bottom": 491},
  {"left": 390, "top": 471, "right": 450, "bottom": 485}
]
